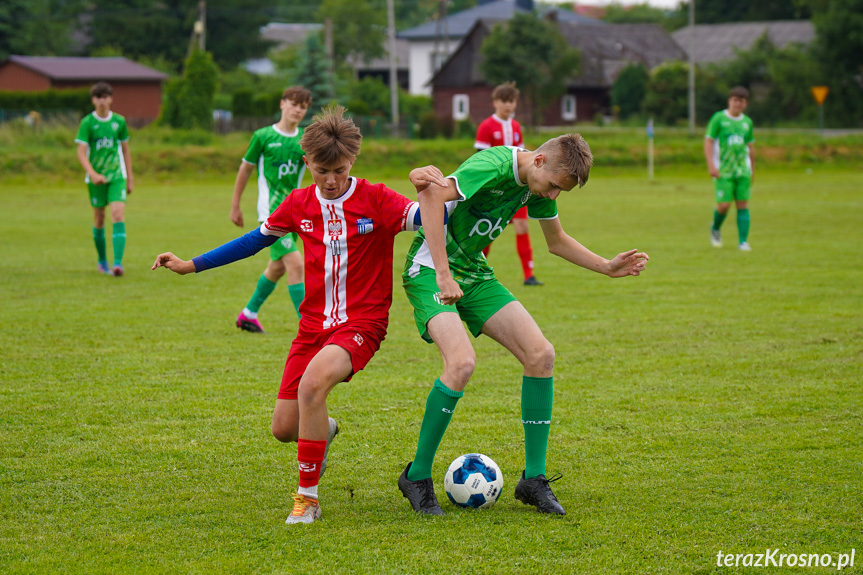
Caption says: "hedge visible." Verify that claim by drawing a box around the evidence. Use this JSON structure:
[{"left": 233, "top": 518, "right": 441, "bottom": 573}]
[{"left": 0, "top": 89, "right": 91, "bottom": 115}]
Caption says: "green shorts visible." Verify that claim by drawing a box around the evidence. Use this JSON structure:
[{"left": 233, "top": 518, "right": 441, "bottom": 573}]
[
  {"left": 714, "top": 176, "right": 751, "bottom": 203},
  {"left": 88, "top": 179, "right": 127, "bottom": 207},
  {"left": 403, "top": 266, "right": 517, "bottom": 343},
  {"left": 270, "top": 231, "right": 300, "bottom": 261}
]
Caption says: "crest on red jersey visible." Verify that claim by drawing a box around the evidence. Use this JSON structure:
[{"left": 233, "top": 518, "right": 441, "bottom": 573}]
[{"left": 328, "top": 219, "right": 343, "bottom": 238}]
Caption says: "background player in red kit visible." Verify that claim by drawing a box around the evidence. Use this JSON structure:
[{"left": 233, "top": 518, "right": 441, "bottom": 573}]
[
  {"left": 474, "top": 82, "right": 542, "bottom": 286},
  {"left": 152, "top": 104, "right": 448, "bottom": 525}
]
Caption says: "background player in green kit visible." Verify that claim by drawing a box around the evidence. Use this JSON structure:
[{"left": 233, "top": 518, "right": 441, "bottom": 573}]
[
  {"left": 75, "top": 81, "right": 134, "bottom": 276},
  {"left": 230, "top": 87, "right": 311, "bottom": 333},
  {"left": 397, "top": 135, "right": 650, "bottom": 516},
  {"left": 704, "top": 86, "right": 756, "bottom": 251}
]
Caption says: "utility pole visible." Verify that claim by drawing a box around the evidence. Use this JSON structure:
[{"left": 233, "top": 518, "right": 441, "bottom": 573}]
[
  {"left": 688, "top": 0, "right": 695, "bottom": 136},
  {"left": 198, "top": 0, "right": 206, "bottom": 51},
  {"left": 387, "top": 0, "right": 399, "bottom": 136}
]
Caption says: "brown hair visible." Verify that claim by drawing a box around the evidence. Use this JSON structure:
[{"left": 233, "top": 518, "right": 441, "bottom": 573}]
[
  {"left": 729, "top": 85, "right": 750, "bottom": 100},
  {"left": 90, "top": 82, "right": 113, "bottom": 98},
  {"left": 282, "top": 86, "right": 312, "bottom": 106},
  {"left": 535, "top": 133, "right": 594, "bottom": 188},
  {"left": 492, "top": 82, "right": 519, "bottom": 102},
  {"left": 300, "top": 103, "right": 362, "bottom": 166}
]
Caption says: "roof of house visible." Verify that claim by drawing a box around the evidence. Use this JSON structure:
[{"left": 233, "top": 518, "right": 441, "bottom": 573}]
[
  {"left": 671, "top": 20, "right": 815, "bottom": 63},
  {"left": 4, "top": 56, "right": 168, "bottom": 81},
  {"left": 260, "top": 22, "right": 323, "bottom": 48},
  {"left": 430, "top": 20, "right": 684, "bottom": 89},
  {"left": 399, "top": 0, "right": 602, "bottom": 40},
  {"left": 559, "top": 22, "right": 687, "bottom": 87}
]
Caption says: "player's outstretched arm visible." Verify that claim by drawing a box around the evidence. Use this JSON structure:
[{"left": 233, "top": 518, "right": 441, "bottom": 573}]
[
  {"left": 153, "top": 227, "right": 279, "bottom": 276},
  {"left": 539, "top": 218, "right": 648, "bottom": 277},
  {"left": 152, "top": 253, "right": 195, "bottom": 274}
]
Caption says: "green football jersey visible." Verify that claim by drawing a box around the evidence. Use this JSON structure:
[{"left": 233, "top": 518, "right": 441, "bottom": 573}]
[
  {"left": 242, "top": 124, "right": 306, "bottom": 221},
  {"left": 74, "top": 111, "right": 130, "bottom": 183},
  {"left": 405, "top": 146, "right": 557, "bottom": 285},
  {"left": 705, "top": 110, "right": 754, "bottom": 178}
]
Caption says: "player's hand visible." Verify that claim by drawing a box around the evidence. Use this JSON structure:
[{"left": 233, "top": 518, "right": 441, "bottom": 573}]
[
  {"left": 126, "top": 176, "right": 134, "bottom": 195},
  {"left": 435, "top": 274, "right": 463, "bottom": 305},
  {"left": 605, "top": 249, "right": 649, "bottom": 278},
  {"left": 230, "top": 206, "right": 244, "bottom": 227},
  {"left": 410, "top": 165, "right": 448, "bottom": 193},
  {"left": 708, "top": 166, "right": 720, "bottom": 178},
  {"left": 151, "top": 252, "right": 195, "bottom": 275},
  {"left": 90, "top": 172, "right": 107, "bottom": 185}
]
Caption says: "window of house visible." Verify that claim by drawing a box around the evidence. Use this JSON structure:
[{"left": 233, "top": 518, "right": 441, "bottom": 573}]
[
  {"left": 561, "top": 95, "right": 576, "bottom": 121},
  {"left": 453, "top": 94, "right": 469, "bottom": 121}
]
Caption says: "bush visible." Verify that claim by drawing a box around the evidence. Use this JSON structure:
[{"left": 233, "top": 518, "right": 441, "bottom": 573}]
[
  {"left": 612, "top": 63, "right": 649, "bottom": 119},
  {"left": 0, "top": 89, "right": 91, "bottom": 116},
  {"left": 418, "top": 110, "right": 438, "bottom": 139},
  {"left": 231, "top": 88, "right": 254, "bottom": 116}
]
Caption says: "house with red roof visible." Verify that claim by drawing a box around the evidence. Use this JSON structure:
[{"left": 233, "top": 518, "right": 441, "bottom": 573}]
[{"left": 0, "top": 56, "right": 169, "bottom": 125}]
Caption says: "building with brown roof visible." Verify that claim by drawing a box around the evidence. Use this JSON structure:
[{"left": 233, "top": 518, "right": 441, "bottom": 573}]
[
  {"left": 0, "top": 56, "right": 169, "bottom": 126},
  {"left": 431, "top": 19, "right": 686, "bottom": 126}
]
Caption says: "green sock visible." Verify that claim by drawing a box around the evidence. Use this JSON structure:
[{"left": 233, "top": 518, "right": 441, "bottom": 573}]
[
  {"left": 737, "top": 208, "right": 750, "bottom": 243},
  {"left": 111, "top": 222, "right": 126, "bottom": 266},
  {"left": 522, "top": 375, "right": 553, "bottom": 479},
  {"left": 245, "top": 274, "right": 278, "bottom": 314},
  {"left": 712, "top": 210, "right": 727, "bottom": 231},
  {"left": 407, "top": 379, "right": 463, "bottom": 481},
  {"left": 287, "top": 283, "right": 304, "bottom": 318},
  {"left": 92, "top": 227, "right": 107, "bottom": 264}
]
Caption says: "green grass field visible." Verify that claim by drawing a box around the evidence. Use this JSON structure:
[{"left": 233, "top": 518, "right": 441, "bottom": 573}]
[{"left": 1, "top": 163, "right": 861, "bottom": 573}]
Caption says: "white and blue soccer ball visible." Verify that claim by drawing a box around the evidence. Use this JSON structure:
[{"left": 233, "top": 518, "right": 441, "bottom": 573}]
[{"left": 444, "top": 453, "right": 503, "bottom": 509}]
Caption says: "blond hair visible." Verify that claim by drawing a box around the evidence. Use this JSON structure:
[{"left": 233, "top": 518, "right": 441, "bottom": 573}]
[
  {"left": 300, "top": 104, "right": 362, "bottom": 166},
  {"left": 535, "top": 134, "right": 593, "bottom": 188}
]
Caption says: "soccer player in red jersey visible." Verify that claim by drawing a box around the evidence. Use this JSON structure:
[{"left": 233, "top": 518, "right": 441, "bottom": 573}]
[
  {"left": 152, "top": 104, "right": 448, "bottom": 525},
  {"left": 474, "top": 82, "right": 542, "bottom": 286}
]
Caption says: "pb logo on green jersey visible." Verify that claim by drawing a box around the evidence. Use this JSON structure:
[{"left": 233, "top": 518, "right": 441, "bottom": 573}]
[
  {"left": 278, "top": 159, "right": 300, "bottom": 179},
  {"left": 95, "top": 137, "right": 114, "bottom": 151},
  {"left": 469, "top": 217, "right": 505, "bottom": 240}
]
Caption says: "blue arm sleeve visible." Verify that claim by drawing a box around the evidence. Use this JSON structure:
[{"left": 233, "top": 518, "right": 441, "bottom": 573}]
[
  {"left": 192, "top": 227, "right": 278, "bottom": 272},
  {"left": 413, "top": 207, "right": 449, "bottom": 227}
]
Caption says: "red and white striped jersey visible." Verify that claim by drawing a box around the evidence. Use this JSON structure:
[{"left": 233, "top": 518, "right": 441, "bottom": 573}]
[
  {"left": 262, "top": 177, "right": 418, "bottom": 331},
  {"left": 474, "top": 115, "right": 523, "bottom": 150}
]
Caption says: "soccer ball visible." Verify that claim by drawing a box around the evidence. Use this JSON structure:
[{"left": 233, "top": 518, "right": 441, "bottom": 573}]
[{"left": 444, "top": 453, "right": 503, "bottom": 509}]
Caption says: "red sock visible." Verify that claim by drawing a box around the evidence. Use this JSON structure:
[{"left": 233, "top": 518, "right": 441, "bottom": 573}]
[
  {"left": 516, "top": 233, "right": 534, "bottom": 280},
  {"left": 482, "top": 243, "right": 492, "bottom": 257},
  {"left": 297, "top": 438, "right": 327, "bottom": 497}
]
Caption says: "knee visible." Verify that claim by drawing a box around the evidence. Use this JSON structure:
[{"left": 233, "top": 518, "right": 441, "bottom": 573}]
[
  {"left": 286, "top": 259, "right": 303, "bottom": 280},
  {"left": 525, "top": 340, "right": 555, "bottom": 372},
  {"left": 267, "top": 259, "right": 286, "bottom": 278},
  {"left": 297, "top": 377, "right": 329, "bottom": 408},
  {"left": 445, "top": 353, "right": 476, "bottom": 386},
  {"left": 271, "top": 417, "right": 298, "bottom": 443}
]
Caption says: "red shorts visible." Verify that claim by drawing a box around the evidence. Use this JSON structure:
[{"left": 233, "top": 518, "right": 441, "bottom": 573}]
[
  {"left": 278, "top": 321, "right": 388, "bottom": 400},
  {"left": 512, "top": 206, "right": 528, "bottom": 220}
]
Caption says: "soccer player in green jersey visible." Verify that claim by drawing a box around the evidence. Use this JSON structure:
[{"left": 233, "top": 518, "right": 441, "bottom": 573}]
[
  {"left": 704, "top": 86, "right": 756, "bottom": 251},
  {"left": 397, "top": 135, "right": 650, "bottom": 516},
  {"left": 75, "top": 82, "right": 134, "bottom": 276},
  {"left": 230, "top": 87, "right": 311, "bottom": 333}
]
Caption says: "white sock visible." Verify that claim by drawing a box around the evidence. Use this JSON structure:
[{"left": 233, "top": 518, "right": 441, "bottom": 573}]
[
  {"left": 242, "top": 308, "right": 257, "bottom": 319},
  {"left": 298, "top": 485, "right": 318, "bottom": 500}
]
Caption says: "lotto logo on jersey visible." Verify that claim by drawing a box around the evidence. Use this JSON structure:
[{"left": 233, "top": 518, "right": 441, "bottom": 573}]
[
  {"left": 353, "top": 333, "right": 364, "bottom": 346},
  {"left": 356, "top": 218, "right": 374, "bottom": 235},
  {"left": 469, "top": 217, "right": 505, "bottom": 240},
  {"left": 95, "top": 137, "right": 114, "bottom": 151},
  {"left": 521, "top": 189, "right": 532, "bottom": 204},
  {"left": 278, "top": 159, "right": 300, "bottom": 178},
  {"left": 328, "top": 219, "right": 343, "bottom": 238},
  {"left": 301, "top": 219, "right": 313, "bottom": 232}
]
